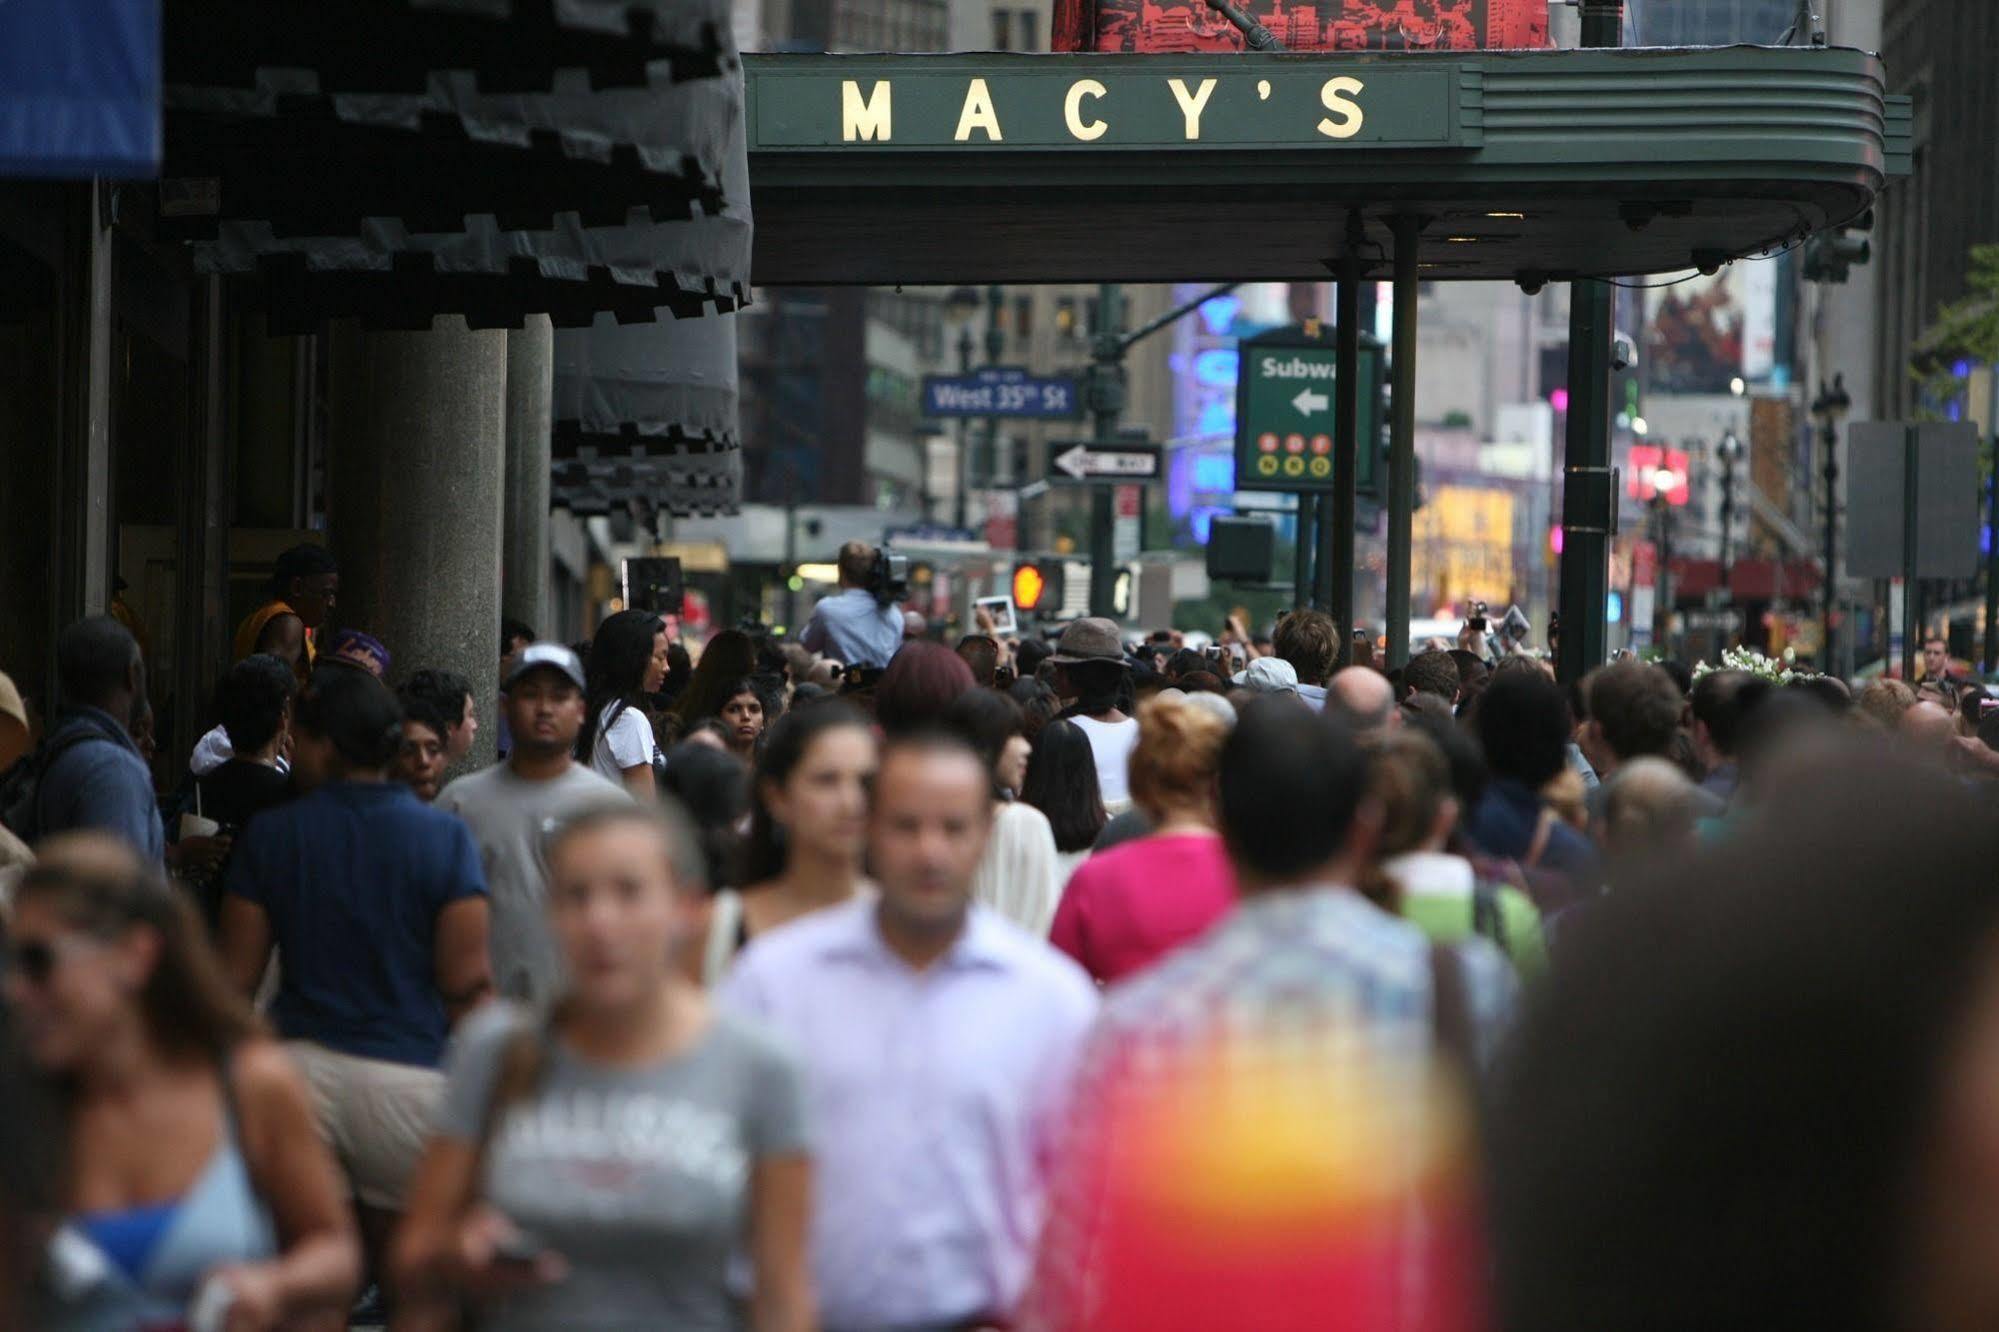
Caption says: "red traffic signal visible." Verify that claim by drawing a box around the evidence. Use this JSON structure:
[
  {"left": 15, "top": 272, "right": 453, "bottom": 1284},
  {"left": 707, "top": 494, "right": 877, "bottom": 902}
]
[{"left": 1013, "top": 561, "right": 1063, "bottom": 612}]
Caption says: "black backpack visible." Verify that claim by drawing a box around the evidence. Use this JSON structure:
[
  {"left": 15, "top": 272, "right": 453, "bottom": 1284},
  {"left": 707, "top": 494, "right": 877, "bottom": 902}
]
[{"left": 0, "top": 729, "right": 99, "bottom": 843}]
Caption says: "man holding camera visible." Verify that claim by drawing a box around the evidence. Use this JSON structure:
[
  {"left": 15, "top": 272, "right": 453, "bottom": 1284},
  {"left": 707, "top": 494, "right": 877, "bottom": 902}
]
[{"left": 801, "top": 540, "right": 905, "bottom": 671}]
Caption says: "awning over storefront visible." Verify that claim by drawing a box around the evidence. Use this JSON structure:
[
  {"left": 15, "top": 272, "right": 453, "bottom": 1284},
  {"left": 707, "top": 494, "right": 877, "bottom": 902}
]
[
  {"left": 745, "top": 47, "right": 1908, "bottom": 286},
  {"left": 551, "top": 308, "right": 742, "bottom": 516},
  {"left": 152, "top": 0, "right": 750, "bottom": 509},
  {"left": 0, "top": 0, "right": 160, "bottom": 178},
  {"left": 159, "top": 0, "right": 749, "bottom": 331}
]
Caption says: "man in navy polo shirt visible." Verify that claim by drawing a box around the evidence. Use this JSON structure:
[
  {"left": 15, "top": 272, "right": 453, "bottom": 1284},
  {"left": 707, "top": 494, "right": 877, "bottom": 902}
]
[{"left": 219, "top": 666, "right": 491, "bottom": 1272}]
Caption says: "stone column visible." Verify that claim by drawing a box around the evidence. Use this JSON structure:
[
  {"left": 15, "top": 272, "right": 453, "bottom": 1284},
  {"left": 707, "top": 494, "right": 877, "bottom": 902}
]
[
  {"left": 327, "top": 316, "right": 507, "bottom": 770},
  {"left": 502, "top": 315, "right": 554, "bottom": 640}
]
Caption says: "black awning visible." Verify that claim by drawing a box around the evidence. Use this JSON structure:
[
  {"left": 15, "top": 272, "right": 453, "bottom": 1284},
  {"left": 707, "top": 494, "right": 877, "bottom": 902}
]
[
  {"left": 161, "top": 0, "right": 749, "bottom": 330},
  {"left": 553, "top": 450, "right": 741, "bottom": 518},
  {"left": 165, "top": 0, "right": 731, "bottom": 95}
]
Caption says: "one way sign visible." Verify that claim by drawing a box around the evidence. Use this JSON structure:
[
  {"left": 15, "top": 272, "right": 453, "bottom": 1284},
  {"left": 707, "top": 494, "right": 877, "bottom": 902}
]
[{"left": 1048, "top": 441, "right": 1162, "bottom": 485}]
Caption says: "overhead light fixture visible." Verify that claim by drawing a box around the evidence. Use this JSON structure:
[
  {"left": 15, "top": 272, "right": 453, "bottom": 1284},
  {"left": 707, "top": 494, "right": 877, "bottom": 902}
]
[{"left": 1484, "top": 211, "right": 1527, "bottom": 220}]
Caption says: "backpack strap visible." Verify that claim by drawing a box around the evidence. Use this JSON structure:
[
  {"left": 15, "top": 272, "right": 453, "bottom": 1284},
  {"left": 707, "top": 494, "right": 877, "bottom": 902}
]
[
  {"left": 1470, "top": 877, "right": 1509, "bottom": 955},
  {"left": 1522, "top": 806, "right": 1555, "bottom": 869},
  {"left": 473, "top": 1013, "right": 554, "bottom": 1178},
  {"left": 702, "top": 890, "right": 745, "bottom": 989},
  {"left": 1429, "top": 942, "right": 1475, "bottom": 1081}
]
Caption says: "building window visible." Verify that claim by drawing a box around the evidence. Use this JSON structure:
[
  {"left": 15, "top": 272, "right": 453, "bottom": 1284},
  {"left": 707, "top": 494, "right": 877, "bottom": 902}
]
[
  {"left": 1014, "top": 296, "right": 1034, "bottom": 342},
  {"left": 1056, "top": 297, "right": 1079, "bottom": 340},
  {"left": 1018, "top": 8, "right": 1039, "bottom": 51},
  {"left": 993, "top": 9, "right": 1012, "bottom": 49}
]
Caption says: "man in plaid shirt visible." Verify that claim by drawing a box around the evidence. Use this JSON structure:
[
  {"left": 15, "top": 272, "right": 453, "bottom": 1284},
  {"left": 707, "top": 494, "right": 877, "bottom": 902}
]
[{"left": 1021, "top": 698, "right": 1517, "bottom": 1332}]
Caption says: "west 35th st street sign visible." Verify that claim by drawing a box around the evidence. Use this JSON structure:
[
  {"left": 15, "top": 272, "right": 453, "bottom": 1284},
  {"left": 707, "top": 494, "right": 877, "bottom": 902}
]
[{"left": 749, "top": 61, "right": 1476, "bottom": 151}]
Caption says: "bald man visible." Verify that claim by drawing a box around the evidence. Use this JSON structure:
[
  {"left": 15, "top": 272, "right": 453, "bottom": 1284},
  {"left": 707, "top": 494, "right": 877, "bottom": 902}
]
[
  {"left": 1328, "top": 667, "right": 1397, "bottom": 734},
  {"left": 1599, "top": 756, "right": 1702, "bottom": 860},
  {"left": 1900, "top": 699, "right": 1958, "bottom": 758}
]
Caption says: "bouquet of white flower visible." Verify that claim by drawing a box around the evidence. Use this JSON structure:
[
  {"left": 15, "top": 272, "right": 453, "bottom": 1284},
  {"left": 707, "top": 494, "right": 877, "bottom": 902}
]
[{"left": 1690, "top": 645, "right": 1821, "bottom": 685}]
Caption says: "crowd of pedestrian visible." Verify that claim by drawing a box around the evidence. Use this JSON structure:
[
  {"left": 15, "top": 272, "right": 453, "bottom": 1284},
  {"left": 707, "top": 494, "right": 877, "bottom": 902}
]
[{"left": 7, "top": 541, "right": 1999, "bottom": 1329}]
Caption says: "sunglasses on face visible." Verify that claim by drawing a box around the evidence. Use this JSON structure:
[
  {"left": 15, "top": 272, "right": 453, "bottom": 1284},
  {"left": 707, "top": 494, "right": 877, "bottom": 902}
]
[{"left": 6, "top": 936, "right": 91, "bottom": 987}]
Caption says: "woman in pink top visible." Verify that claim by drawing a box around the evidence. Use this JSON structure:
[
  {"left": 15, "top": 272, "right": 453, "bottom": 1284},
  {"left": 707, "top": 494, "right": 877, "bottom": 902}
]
[{"left": 1050, "top": 697, "right": 1237, "bottom": 983}]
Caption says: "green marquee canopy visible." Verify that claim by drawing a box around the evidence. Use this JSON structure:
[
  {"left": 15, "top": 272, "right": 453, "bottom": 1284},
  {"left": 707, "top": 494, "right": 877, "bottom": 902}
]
[{"left": 745, "top": 46, "right": 1907, "bottom": 286}]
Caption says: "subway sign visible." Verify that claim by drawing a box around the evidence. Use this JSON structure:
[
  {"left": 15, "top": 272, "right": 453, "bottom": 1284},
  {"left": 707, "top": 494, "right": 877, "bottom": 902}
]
[{"left": 748, "top": 59, "right": 1478, "bottom": 152}]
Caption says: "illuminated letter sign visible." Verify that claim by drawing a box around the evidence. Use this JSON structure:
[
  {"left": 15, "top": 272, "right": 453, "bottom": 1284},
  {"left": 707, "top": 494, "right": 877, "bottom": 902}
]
[
  {"left": 841, "top": 79, "right": 892, "bottom": 141},
  {"left": 954, "top": 77, "right": 1003, "bottom": 141},
  {"left": 1317, "top": 76, "right": 1366, "bottom": 139},
  {"left": 1064, "top": 78, "right": 1108, "bottom": 141},
  {"left": 1167, "top": 76, "right": 1217, "bottom": 140}
]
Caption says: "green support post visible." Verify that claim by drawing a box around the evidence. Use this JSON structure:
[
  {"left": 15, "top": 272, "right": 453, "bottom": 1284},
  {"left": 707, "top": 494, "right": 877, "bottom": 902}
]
[
  {"left": 1386, "top": 215, "right": 1420, "bottom": 670},
  {"left": 1089, "top": 283, "right": 1123, "bottom": 619},
  {"left": 1558, "top": 0, "right": 1624, "bottom": 681},
  {"left": 1322, "top": 257, "right": 1361, "bottom": 639}
]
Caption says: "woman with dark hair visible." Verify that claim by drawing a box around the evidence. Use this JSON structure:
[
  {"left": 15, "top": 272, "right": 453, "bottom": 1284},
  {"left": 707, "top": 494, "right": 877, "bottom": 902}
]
[
  {"left": 1008, "top": 677, "right": 1061, "bottom": 743},
  {"left": 577, "top": 610, "right": 669, "bottom": 798},
  {"left": 945, "top": 691, "right": 1063, "bottom": 935},
  {"left": 699, "top": 703, "right": 879, "bottom": 984},
  {"left": 395, "top": 804, "right": 812, "bottom": 1332},
  {"left": 667, "top": 630, "right": 759, "bottom": 740},
  {"left": 1491, "top": 752, "right": 1999, "bottom": 1331},
  {"left": 647, "top": 641, "right": 694, "bottom": 714},
  {"left": 708, "top": 679, "right": 769, "bottom": 763},
  {"left": 873, "top": 640, "right": 976, "bottom": 734},
  {"left": 657, "top": 741, "right": 751, "bottom": 897},
  {"left": 13, "top": 834, "right": 358, "bottom": 1328},
  {"left": 1048, "top": 618, "right": 1138, "bottom": 813},
  {"left": 1020, "top": 718, "right": 1108, "bottom": 888}
]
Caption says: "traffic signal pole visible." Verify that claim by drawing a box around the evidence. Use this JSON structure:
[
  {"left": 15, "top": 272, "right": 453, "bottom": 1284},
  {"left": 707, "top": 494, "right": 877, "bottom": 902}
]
[
  {"left": 1088, "top": 283, "right": 1123, "bottom": 619},
  {"left": 1086, "top": 279, "right": 1242, "bottom": 618},
  {"left": 1557, "top": 0, "right": 1624, "bottom": 682}
]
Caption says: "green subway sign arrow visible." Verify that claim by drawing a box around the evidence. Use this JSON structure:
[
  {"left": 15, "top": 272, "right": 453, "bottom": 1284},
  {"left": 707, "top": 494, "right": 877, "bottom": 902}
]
[{"left": 1235, "top": 327, "right": 1382, "bottom": 495}]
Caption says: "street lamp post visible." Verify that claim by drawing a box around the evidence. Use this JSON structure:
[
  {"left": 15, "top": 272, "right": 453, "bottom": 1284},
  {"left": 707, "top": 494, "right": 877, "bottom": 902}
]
[
  {"left": 1811, "top": 374, "right": 1850, "bottom": 669},
  {"left": 945, "top": 287, "right": 980, "bottom": 532},
  {"left": 1717, "top": 429, "right": 1743, "bottom": 591},
  {"left": 984, "top": 285, "right": 1005, "bottom": 544}
]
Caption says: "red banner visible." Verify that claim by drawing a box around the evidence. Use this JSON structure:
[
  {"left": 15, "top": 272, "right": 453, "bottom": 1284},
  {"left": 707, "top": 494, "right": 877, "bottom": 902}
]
[{"left": 1054, "top": 0, "right": 1550, "bottom": 53}]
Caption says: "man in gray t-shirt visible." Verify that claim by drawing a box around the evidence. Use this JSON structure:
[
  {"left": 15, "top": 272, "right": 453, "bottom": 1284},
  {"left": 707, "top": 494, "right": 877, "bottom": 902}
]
[
  {"left": 434, "top": 1003, "right": 807, "bottom": 1332},
  {"left": 435, "top": 645, "right": 627, "bottom": 1001}
]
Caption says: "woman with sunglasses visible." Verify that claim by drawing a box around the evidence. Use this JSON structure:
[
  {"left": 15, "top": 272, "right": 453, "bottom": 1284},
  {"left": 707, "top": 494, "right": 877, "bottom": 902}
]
[
  {"left": 395, "top": 803, "right": 812, "bottom": 1332},
  {"left": 9, "top": 833, "right": 358, "bottom": 1330}
]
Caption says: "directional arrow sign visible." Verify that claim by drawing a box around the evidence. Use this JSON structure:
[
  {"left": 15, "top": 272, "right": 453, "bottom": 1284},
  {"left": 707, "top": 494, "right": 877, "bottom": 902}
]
[
  {"left": 1235, "top": 325, "right": 1383, "bottom": 495},
  {"left": 1048, "top": 441, "right": 1162, "bottom": 485}
]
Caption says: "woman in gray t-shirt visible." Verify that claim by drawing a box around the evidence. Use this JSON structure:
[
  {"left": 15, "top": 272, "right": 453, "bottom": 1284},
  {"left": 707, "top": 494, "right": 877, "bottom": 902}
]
[{"left": 394, "top": 803, "right": 812, "bottom": 1331}]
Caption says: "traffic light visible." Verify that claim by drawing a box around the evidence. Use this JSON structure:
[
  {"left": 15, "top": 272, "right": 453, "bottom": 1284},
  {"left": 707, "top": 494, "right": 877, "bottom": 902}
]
[
  {"left": 1012, "top": 560, "right": 1062, "bottom": 612},
  {"left": 1804, "top": 209, "right": 1873, "bottom": 284}
]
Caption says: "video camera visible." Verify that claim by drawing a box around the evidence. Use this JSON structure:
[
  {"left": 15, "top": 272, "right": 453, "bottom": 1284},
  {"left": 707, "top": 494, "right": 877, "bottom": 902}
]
[{"left": 868, "top": 548, "right": 911, "bottom": 607}]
